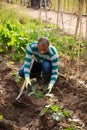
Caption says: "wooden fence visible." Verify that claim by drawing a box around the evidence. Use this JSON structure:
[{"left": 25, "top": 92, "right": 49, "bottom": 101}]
[
  {"left": 52, "top": 0, "right": 86, "bottom": 15},
  {"left": 6, "top": 0, "right": 87, "bottom": 15}
]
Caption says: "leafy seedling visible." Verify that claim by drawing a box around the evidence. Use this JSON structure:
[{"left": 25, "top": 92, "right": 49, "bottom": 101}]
[
  {"left": 39, "top": 105, "right": 50, "bottom": 116},
  {"left": 35, "top": 91, "right": 43, "bottom": 99},
  {"left": 50, "top": 105, "right": 61, "bottom": 112},
  {"left": 0, "top": 115, "right": 3, "bottom": 120},
  {"left": 6, "top": 61, "right": 14, "bottom": 66},
  {"left": 63, "top": 109, "right": 70, "bottom": 117},
  {"left": 15, "top": 76, "right": 22, "bottom": 83},
  {"left": 52, "top": 112, "right": 64, "bottom": 122}
]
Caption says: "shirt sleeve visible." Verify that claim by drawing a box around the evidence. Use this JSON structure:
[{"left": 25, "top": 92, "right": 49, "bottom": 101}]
[
  {"left": 50, "top": 52, "right": 58, "bottom": 85},
  {"left": 24, "top": 45, "right": 32, "bottom": 78}
]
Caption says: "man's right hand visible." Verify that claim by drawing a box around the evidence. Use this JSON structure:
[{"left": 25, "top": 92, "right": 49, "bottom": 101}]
[{"left": 25, "top": 77, "right": 31, "bottom": 89}]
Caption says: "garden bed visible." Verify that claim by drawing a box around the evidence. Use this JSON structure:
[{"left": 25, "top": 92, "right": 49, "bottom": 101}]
[{"left": 0, "top": 55, "right": 87, "bottom": 130}]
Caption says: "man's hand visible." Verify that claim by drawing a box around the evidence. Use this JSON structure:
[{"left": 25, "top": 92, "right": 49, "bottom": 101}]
[
  {"left": 25, "top": 77, "right": 31, "bottom": 90},
  {"left": 48, "top": 83, "right": 53, "bottom": 93}
]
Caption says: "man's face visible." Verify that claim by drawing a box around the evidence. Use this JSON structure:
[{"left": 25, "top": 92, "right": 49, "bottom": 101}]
[{"left": 38, "top": 43, "right": 49, "bottom": 54}]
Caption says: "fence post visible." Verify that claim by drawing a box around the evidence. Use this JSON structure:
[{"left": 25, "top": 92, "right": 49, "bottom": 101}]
[
  {"left": 86, "top": 0, "right": 87, "bottom": 40},
  {"left": 75, "top": 0, "right": 84, "bottom": 40}
]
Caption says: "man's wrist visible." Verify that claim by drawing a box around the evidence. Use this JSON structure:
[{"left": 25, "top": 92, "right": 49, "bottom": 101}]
[
  {"left": 25, "top": 77, "right": 30, "bottom": 79},
  {"left": 25, "top": 77, "right": 31, "bottom": 86},
  {"left": 49, "top": 83, "right": 54, "bottom": 88}
]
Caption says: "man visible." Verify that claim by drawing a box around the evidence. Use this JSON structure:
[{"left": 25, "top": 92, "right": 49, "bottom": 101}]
[{"left": 18, "top": 37, "right": 58, "bottom": 93}]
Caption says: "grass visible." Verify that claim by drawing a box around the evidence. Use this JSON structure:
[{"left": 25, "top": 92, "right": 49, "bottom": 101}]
[{"left": 0, "top": 2, "right": 86, "bottom": 65}]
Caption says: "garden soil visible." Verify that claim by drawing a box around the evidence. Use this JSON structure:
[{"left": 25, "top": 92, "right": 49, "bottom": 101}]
[{"left": 0, "top": 55, "right": 87, "bottom": 130}]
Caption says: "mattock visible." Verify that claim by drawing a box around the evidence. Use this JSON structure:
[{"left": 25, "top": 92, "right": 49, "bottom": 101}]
[{"left": 15, "top": 58, "right": 34, "bottom": 101}]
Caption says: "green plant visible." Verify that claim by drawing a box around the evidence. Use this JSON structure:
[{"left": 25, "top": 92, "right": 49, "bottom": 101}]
[
  {"left": 15, "top": 76, "right": 22, "bottom": 83},
  {"left": 0, "top": 21, "right": 28, "bottom": 60},
  {"left": 64, "top": 121, "right": 80, "bottom": 130},
  {"left": 39, "top": 104, "right": 70, "bottom": 122},
  {"left": 50, "top": 104, "right": 61, "bottom": 112},
  {"left": 0, "top": 114, "right": 3, "bottom": 120},
  {"left": 39, "top": 105, "right": 49, "bottom": 116},
  {"left": 6, "top": 61, "right": 14, "bottom": 66},
  {"left": 63, "top": 109, "right": 70, "bottom": 117},
  {"left": 35, "top": 91, "right": 43, "bottom": 99}
]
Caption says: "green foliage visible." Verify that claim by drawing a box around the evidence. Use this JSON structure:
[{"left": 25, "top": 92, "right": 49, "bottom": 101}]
[
  {"left": 64, "top": 128, "right": 73, "bottom": 130},
  {"left": 6, "top": 61, "right": 14, "bottom": 68},
  {"left": 55, "top": 35, "right": 78, "bottom": 59},
  {"left": 39, "top": 105, "right": 49, "bottom": 116},
  {"left": 0, "top": 4, "right": 86, "bottom": 64},
  {"left": 64, "top": 121, "right": 80, "bottom": 130},
  {"left": 35, "top": 91, "right": 43, "bottom": 99},
  {"left": 0, "top": 6, "right": 17, "bottom": 24},
  {"left": 0, "top": 21, "right": 28, "bottom": 60},
  {"left": 63, "top": 109, "right": 70, "bottom": 117},
  {"left": 0, "top": 114, "right": 3, "bottom": 120},
  {"left": 39, "top": 104, "right": 70, "bottom": 122},
  {"left": 15, "top": 76, "right": 22, "bottom": 83},
  {"left": 52, "top": 112, "right": 64, "bottom": 122},
  {"left": 50, "top": 104, "right": 61, "bottom": 112}
]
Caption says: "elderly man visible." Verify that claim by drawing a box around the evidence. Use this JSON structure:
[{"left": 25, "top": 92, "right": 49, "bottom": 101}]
[{"left": 18, "top": 37, "right": 58, "bottom": 93}]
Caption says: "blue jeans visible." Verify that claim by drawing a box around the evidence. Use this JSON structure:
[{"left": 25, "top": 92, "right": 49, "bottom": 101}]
[{"left": 18, "top": 60, "right": 52, "bottom": 80}]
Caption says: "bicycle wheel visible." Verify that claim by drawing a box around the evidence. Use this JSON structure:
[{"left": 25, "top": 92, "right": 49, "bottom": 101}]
[{"left": 33, "top": 0, "right": 40, "bottom": 10}]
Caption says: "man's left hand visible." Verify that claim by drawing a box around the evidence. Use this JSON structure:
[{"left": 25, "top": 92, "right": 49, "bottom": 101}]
[{"left": 48, "top": 83, "right": 53, "bottom": 93}]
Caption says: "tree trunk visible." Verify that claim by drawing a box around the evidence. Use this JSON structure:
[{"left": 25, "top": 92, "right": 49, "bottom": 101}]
[
  {"left": 57, "top": 0, "right": 61, "bottom": 27},
  {"left": 75, "top": 0, "right": 84, "bottom": 39},
  {"left": 57, "top": 0, "right": 64, "bottom": 30},
  {"left": 85, "top": 0, "right": 87, "bottom": 39}
]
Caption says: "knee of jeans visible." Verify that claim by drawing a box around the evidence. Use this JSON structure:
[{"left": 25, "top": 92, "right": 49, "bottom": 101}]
[
  {"left": 18, "top": 70, "right": 24, "bottom": 78},
  {"left": 18, "top": 65, "right": 24, "bottom": 78},
  {"left": 42, "top": 61, "right": 52, "bottom": 73}
]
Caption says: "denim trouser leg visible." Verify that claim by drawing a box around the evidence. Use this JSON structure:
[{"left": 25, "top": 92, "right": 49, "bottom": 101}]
[
  {"left": 41, "top": 61, "right": 52, "bottom": 74},
  {"left": 18, "top": 60, "right": 42, "bottom": 78},
  {"left": 41, "top": 61, "right": 52, "bottom": 84},
  {"left": 30, "top": 60, "right": 41, "bottom": 78},
  {"left": 18, "top": 60, "right": 52, "bottom": 83},
  {"left": 18, "top": 65, "right": 24, "bottom": 78}
]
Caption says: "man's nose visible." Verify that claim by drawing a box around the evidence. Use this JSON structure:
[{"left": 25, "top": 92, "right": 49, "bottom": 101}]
[{"left": 40, "top": 51, "right": 45, "bottom": 54}]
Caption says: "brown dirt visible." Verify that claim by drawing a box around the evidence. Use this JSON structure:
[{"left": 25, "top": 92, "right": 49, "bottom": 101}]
[{"left": 0, "top": 55, "right": 87, "bottom": 130}]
